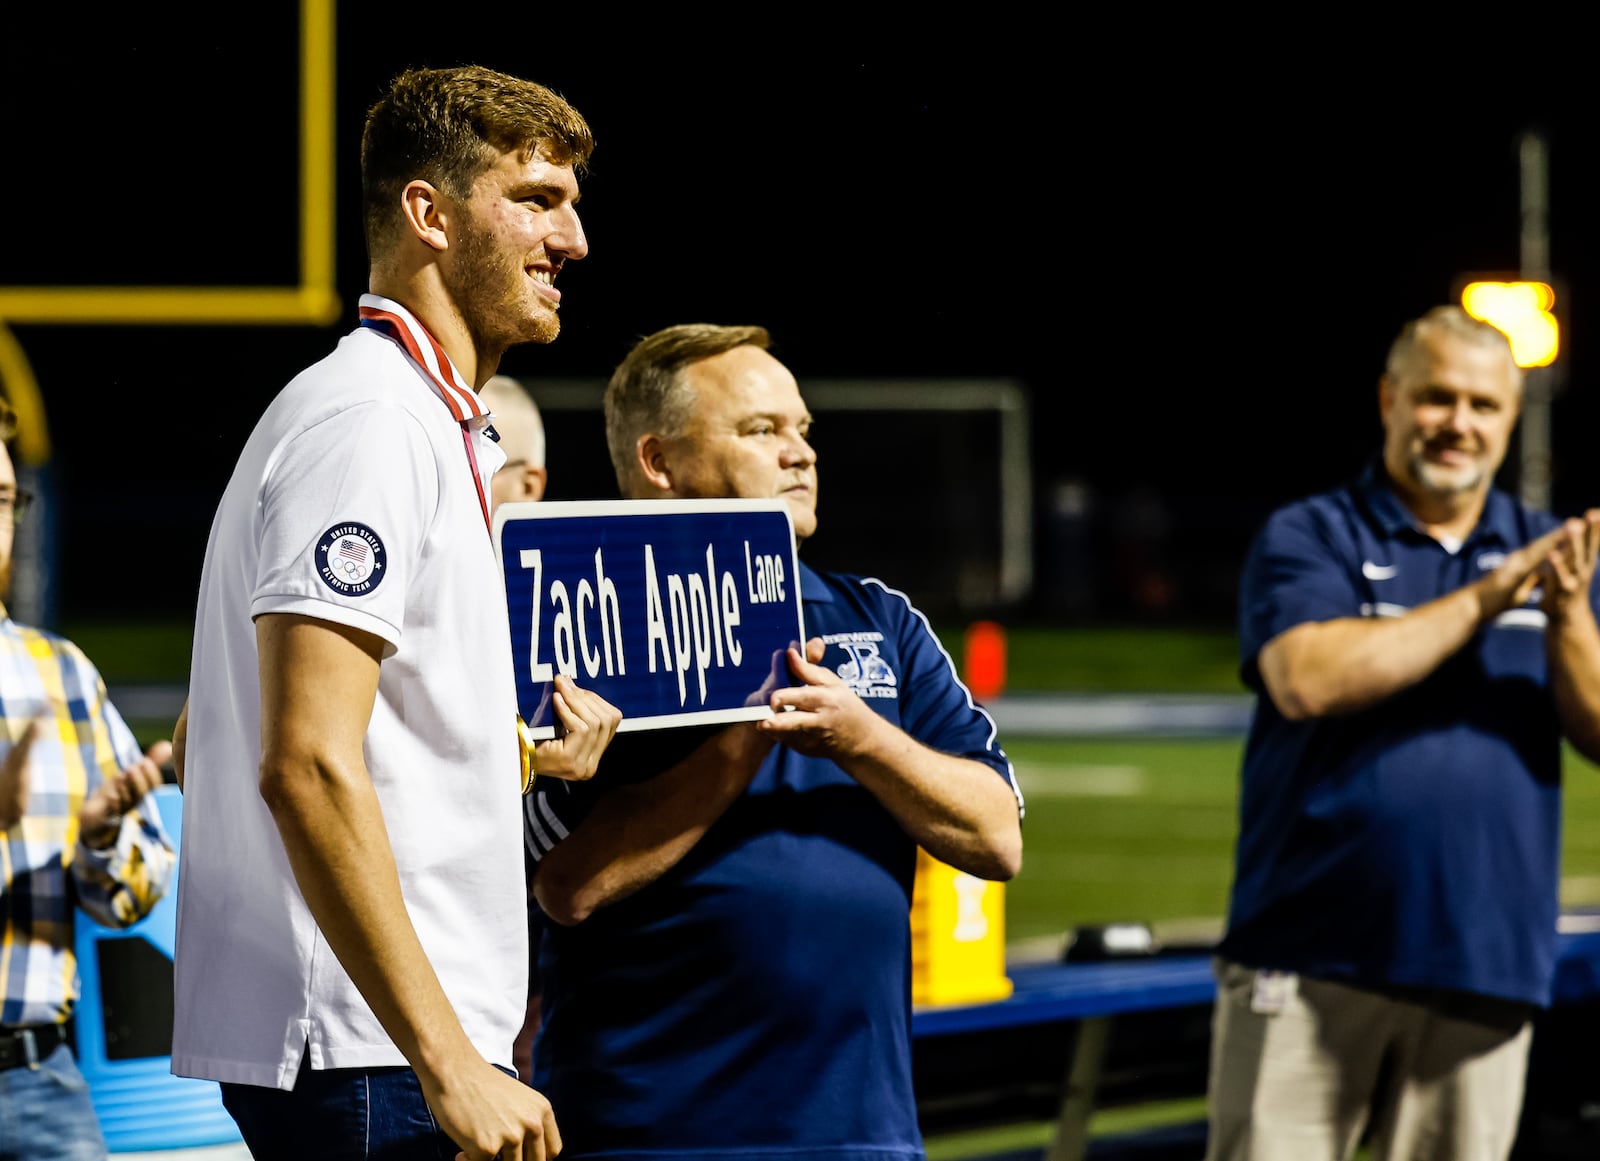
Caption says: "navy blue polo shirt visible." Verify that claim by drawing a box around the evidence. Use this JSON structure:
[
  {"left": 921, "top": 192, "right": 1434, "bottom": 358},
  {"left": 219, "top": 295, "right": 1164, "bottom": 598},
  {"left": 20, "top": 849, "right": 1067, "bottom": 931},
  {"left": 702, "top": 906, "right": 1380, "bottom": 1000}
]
[
  {"left": 528, "top": 562, "right": 1020, "bottom": 1161},
  {"left": 1217, "top": 463, "right": 1590, "bottom": 1007}
]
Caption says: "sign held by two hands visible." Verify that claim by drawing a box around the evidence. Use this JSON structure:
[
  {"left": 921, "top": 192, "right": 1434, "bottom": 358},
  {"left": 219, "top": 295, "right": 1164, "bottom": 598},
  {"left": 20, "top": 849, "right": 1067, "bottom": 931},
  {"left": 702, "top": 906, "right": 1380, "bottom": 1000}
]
[{"left": 495, "top": 499, "right": 807, "bottom": 739}]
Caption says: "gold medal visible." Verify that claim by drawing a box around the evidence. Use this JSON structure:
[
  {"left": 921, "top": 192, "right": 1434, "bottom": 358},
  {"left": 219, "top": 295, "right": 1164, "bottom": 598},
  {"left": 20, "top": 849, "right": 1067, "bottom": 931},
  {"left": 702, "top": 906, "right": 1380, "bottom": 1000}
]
[{"left": 517, "top": 715, "right": 537, "bottom": 794}]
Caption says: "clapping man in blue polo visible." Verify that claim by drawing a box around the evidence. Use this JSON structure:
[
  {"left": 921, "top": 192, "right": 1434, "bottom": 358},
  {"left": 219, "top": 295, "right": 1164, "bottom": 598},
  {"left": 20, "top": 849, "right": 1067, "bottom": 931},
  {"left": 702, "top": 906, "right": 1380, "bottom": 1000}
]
[{"left": 1206, "top": 305, "right": 1600, "bottom": 1161}]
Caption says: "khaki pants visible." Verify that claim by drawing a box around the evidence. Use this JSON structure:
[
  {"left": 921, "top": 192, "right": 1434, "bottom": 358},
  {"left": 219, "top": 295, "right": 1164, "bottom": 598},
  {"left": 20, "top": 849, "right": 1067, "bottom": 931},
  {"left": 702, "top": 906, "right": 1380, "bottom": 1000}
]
[{"left": 1205, "top": 959, "right": 1533, "bottom": 1161}]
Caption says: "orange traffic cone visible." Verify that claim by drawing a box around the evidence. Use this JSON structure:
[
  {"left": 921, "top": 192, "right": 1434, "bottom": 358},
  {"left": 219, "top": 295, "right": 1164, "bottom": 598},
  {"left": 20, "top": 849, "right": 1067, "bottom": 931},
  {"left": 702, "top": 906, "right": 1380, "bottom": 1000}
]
[{"left": 962, "top": 620, "right": 1007, "bottom": 703}]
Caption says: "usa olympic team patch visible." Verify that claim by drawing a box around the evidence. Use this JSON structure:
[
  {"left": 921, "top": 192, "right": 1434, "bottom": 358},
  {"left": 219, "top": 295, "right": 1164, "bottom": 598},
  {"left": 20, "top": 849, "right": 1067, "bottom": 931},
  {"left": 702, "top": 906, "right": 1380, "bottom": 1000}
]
[{"left": 316, "top": 522, "right": 386, "bottom": 596}]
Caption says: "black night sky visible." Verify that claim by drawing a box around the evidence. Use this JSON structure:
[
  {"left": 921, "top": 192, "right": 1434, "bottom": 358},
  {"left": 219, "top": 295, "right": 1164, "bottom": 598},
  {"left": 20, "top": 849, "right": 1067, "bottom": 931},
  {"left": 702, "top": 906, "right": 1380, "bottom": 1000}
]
[{"left": 3, "top": 15, "right": 1595, "bottom": 626}]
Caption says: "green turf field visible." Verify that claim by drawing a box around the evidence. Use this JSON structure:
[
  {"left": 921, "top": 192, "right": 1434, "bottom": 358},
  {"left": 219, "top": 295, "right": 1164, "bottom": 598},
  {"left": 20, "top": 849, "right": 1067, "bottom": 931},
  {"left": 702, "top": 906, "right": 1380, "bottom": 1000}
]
[
  {"left": 1002, "top": 735, "right": 1600, "bottom": 950},
  {"left": 1001, "top": 737, "right": 1240, "bottom": 946},
  {"left": 63, "top": 620, "right": 1246, "bottom": 692},
  {"left": 62, "top": 618, "right": 1600, "bottom": 937},
  {"left": 945, "top": 625, "right": 1244, "bottom": 694}
]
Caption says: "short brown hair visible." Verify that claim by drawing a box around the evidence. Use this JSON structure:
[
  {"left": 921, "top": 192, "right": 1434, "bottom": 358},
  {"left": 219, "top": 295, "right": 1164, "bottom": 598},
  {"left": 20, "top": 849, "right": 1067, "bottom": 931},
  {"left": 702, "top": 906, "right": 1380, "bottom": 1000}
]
[
  {"left": 361, "top": 65, "right": 594, "bottom": 261},
  {"left": 603, "top": 324, "right": 771, "bottom": 493},
  {"left": 0, "top": 398, "right": 16, "bottom": 444}
]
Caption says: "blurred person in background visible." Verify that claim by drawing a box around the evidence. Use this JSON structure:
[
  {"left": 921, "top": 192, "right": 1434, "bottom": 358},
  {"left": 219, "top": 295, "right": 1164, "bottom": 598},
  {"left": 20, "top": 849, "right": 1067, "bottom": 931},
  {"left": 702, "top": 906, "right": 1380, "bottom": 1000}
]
[
  {"left": 0, "top": 398, "right": 175, "bottom": 1161},
  {"left": 169, "top": 65, "right": 617, "bottom": 1161},
  {"left": 484, "top": 373, "right": 549, "bottom": 511},
  {"left": 525, "top": 323, "right": 1025, "bottom": 1160},
  {"left": 1207, "top": 305, "right": 1600, "bottom": 1161}
]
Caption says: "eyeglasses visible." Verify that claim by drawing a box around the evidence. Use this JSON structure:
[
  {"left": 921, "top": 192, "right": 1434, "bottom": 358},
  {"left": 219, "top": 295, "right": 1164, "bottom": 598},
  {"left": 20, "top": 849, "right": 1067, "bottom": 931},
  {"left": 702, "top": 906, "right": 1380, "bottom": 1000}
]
[{"left": 0, "top": 488, "right": 33, "bottom": 525}]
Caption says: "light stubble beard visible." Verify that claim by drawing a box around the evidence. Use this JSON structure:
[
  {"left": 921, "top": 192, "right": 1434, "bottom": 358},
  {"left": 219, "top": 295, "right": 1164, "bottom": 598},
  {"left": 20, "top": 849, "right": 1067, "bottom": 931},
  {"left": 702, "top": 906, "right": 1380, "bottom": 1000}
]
[{"left": 447, "top": 226, "right": 561, "bottom": 355}]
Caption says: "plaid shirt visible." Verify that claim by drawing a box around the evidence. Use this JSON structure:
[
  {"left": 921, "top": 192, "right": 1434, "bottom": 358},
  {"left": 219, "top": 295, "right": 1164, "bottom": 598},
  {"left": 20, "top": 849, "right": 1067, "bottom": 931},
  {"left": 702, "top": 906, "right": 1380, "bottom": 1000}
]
[{"left": 0, "top": 609, "right": 174, "bottom": 1027}]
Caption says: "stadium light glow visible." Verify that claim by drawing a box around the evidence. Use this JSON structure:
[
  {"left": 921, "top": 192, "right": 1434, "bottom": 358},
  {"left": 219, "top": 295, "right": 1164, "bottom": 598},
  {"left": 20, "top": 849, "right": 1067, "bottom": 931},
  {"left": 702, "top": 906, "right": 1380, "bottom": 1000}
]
[{"left": 1460, "top": 281, "right": 1560, "bottom": 368}]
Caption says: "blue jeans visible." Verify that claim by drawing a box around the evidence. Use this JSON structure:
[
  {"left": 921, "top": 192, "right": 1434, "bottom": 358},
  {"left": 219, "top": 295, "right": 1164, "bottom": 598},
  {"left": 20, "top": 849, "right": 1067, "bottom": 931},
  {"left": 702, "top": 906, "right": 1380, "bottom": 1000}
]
[
  {"left": 221, "top": 1063, "right": 459, "bottom": 1160},
  {"left": 0, "top": 1043, "right": 108, "bottom": 1161}
]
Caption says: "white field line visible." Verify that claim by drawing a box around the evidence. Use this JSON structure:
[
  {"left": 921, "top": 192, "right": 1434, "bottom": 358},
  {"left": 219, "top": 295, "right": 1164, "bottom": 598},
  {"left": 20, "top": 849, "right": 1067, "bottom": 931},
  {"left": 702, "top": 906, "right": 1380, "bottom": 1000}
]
[
  {"left": 1560, "top": 876, "right": 1600, "bottom": 912},
  {"left": 1014, "top": 762, "right": 1147, "bottom": 798}
]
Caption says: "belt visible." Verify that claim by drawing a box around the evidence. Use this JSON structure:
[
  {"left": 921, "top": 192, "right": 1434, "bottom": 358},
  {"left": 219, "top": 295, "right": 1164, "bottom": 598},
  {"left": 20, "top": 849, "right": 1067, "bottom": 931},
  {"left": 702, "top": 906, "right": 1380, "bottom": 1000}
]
[{"left": 0, "top": 1023, "right": 66, "bottom": 1071}]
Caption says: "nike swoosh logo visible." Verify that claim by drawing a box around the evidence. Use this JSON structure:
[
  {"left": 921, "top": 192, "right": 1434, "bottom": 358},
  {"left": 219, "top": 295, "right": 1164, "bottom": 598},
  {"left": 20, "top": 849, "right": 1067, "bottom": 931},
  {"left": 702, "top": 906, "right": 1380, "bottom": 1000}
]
[{"left": 1362, "top": 561, "right": 1399, "bottom": 580}]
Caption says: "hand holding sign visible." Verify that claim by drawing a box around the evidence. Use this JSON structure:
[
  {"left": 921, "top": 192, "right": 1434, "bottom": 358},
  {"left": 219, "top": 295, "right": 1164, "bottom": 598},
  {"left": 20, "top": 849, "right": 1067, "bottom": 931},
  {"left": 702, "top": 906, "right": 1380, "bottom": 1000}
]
[
  {"left": 756, "top": 638, "right": 890, "bottom": 761},
  {"left": 532, "top": 675, "right": 623, "bottom": 782}
]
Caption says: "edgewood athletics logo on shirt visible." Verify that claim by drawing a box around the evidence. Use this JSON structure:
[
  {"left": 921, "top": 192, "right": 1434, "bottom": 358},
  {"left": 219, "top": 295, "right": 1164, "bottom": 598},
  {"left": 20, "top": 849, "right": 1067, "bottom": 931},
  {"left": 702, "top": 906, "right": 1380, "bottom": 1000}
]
[
  {"left": 823, "top": 630, "right": 899, "bottom": 699},
  {"left": 316, "top": 522, "right": 387, "bottom": 596}
]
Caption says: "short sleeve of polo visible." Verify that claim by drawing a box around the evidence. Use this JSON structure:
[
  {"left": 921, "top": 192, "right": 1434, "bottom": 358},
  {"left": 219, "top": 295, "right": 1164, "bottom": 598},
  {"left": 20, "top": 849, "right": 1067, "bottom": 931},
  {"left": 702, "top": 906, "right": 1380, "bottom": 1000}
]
[
  {"left": 251, "top": 401, "right": 438, "bottom": 650},
  {"left": 1238, "top": 502, "right": 1362, "bottom": 675},
  {"left": 873, "top": 581, "right": 1014, "bottom": 785}
]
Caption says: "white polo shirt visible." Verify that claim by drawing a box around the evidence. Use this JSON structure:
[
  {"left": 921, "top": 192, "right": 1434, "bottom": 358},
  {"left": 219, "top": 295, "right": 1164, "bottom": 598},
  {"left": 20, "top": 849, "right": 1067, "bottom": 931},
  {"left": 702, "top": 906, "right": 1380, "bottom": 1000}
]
[{"left": 172, "top": 295, "right": 524, "bottom": 1090}]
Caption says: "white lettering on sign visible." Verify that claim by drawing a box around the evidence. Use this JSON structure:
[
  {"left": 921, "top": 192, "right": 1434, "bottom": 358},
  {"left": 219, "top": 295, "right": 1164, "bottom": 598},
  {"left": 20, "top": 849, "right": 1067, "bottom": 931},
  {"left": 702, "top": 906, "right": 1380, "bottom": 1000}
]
[
  {"left": 640, "top": 541, "right": 758, "bottom": 706},
  {"left": 644, "top": 544, "right": 673, "bottom": 681},
  {"left": 719, "top": 548, "right": 743, "bottom": 668},
  {"left": 520, "top": 546, "right": 627, "bottom": 683},
  {"left": 519, "top": 548, "right": 554, "bottom": 684},
  {"left": 744, "top": 540, "right": 786, "bottom": 604},
  {"left": 550, "top": 578, "right": 575, "bottom": 675},
  {"left": 577, "top": 547, "right": 625, "bottom": 679},
  {"left": 667, "top": 571, "right": 691, "bottom": 704},
  {"left": 523, "top": 537, "right": 775, "bottom": 710}
]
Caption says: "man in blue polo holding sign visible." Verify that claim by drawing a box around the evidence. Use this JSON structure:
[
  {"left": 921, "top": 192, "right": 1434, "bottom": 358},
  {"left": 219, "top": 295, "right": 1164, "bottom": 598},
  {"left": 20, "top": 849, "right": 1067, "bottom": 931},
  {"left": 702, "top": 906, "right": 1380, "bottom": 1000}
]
[{"left": 524, "top": 324, "right": 1025, "bottom": 1160}]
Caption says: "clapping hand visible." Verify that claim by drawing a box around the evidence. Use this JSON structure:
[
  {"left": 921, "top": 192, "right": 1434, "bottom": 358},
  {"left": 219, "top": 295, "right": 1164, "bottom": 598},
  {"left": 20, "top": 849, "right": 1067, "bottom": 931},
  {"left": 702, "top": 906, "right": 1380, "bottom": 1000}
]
[
  {"left": 1538, "top": 510, "right": 1600, "bottom": 622},
  {"left": 79, "top": 739, "right": 172, "bottom": 849},
  {"left": 756, "top": 638, "right": 886, "bottom": 760}
]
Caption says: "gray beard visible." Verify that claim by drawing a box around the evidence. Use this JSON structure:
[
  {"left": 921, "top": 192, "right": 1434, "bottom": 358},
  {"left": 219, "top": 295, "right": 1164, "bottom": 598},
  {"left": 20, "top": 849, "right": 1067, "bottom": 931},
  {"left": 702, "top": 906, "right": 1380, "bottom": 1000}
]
[{"left": 1409, "top": 453, "right": 1484, "bottom": 496}]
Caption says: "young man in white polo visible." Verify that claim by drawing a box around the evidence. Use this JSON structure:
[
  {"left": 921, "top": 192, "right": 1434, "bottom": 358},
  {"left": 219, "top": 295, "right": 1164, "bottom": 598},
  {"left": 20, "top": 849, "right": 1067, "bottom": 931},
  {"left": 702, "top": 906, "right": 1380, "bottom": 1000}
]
[{"left": 171, "top": 66, "right": 618, "bottom": 1161}]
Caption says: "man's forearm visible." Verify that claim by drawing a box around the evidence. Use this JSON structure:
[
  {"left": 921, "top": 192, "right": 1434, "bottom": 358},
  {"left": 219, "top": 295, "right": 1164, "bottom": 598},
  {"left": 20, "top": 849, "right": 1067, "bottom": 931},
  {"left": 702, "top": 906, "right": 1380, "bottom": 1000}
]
[
  {"left": 1260, "top": 583, "right": 1491, "bottom": 719},
  {"left": 1260, "top": 526, "right": 1565, "bottom": 720},
  {"left": 262, "top": 753, "right": 476, "bottom": 1078},
  {"left": 534, "top": 724, "right": 772, "bottom": 925},
  {"left": 172, "top": 700, "right": 188, "bottom": 792},
  {"left": 835, "top": 729, "right": 1021, "bottom": 881},
  {"left": 1548, "top": 605, "right": 1600, "bottom": 762}
]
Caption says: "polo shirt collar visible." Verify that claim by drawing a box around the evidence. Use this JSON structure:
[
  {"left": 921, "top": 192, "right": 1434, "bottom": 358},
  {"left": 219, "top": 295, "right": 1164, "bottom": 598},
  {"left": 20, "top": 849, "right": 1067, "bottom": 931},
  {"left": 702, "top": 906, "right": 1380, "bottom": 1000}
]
[
  {"left": 1355, "top": 458, "right": 1518, "bottom": 548},
  {"left": 357, "top": 293, "right": 487, "bottom": 423}
]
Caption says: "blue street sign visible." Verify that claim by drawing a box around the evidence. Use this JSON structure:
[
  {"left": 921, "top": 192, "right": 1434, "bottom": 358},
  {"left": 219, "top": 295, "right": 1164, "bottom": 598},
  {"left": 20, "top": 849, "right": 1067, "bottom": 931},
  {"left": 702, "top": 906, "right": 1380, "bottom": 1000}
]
[{"left": 495, "top": 499, "right": 806, "bottom": 737}]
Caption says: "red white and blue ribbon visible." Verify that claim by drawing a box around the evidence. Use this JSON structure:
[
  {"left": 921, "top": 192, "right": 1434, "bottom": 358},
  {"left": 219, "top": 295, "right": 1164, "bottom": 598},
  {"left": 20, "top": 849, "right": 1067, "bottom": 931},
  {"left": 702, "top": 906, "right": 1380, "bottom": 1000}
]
[{"left": 357, "top": 293, "right": 494, "bottom": 532}]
